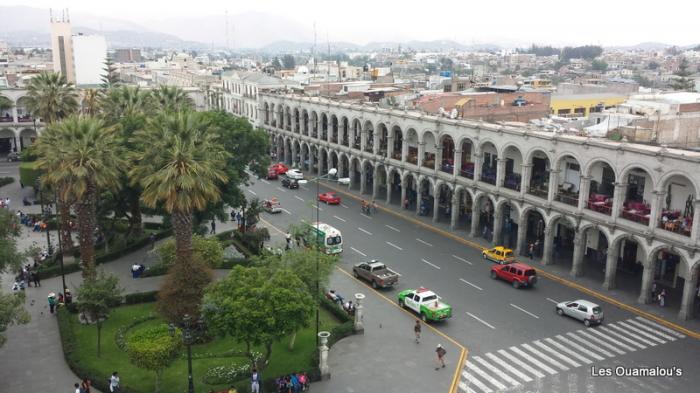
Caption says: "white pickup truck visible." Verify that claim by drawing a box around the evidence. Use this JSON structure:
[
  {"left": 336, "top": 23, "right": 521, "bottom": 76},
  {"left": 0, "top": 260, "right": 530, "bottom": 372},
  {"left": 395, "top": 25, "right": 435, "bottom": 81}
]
[{"left": 398, "top": 287, "right": 452, "bottom": 322}]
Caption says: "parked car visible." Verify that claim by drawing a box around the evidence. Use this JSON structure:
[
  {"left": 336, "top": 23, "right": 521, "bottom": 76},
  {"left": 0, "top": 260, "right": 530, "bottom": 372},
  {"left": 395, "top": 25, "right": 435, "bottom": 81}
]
[
  {"left": 398, "top": 287, "right": 452, "bottom": 322},
  {"left": 482, "top": 246, "right": 515, "bottom": 264},
  {"left": 281, "top": 175, "right": 299, "bottom": 189},
  {"left": 262, "top": 198, "right": 282, "bottom": 214},
  {"left": 6, "top": 152, "right": 20, "bottom": 162},
  {"left": 556, "top": 300, "right": 604, "bottom": 327},
  {"left": 490, "top": 263, "right": 537, "bottom": 288},
  {"left": 353, "top": 260, "right": 400, "bottom": 288},
  {"left": 286, "top": 168, "right": 304, "bottom": 180},
  {"left": 270, "top": 162, "right": 289, "bottom": 175},
  {"left": 266, "top": 167, "right": 279, "bottom": 180},
  {"left": 318, "top": 192, "right": 341, "bottom": 205}
]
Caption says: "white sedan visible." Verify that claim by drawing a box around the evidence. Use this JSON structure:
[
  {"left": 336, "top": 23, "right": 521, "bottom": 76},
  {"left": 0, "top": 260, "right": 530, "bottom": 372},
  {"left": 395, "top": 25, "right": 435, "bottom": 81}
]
[{"left": 286, "top": 169, "right": 304, "bottom": 180}]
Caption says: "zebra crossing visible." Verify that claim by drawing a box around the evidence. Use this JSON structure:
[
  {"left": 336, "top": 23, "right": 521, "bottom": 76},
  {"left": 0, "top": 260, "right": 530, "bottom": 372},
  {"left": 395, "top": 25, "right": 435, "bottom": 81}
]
[{"left": 459, "top": 317, "right": 686, "bottom": 393}]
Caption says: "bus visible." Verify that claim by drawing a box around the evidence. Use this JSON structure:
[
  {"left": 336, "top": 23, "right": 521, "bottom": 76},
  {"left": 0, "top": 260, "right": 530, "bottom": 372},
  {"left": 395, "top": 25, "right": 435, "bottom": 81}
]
[{"left": 302, "top": 221, "right": 343, "bottom": 254}]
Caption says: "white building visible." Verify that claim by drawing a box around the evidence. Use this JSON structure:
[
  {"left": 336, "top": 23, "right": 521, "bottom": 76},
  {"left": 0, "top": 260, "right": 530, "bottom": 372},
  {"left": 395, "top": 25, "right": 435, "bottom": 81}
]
[
  {"left": 72, "top": 34, "right": 107, "bottom": 86},
  {"left": 50, "top": 13, "right": 76, "bottom": 83},
  {"left": 222, "top": 71, "right": 298, "bottom": 125}
]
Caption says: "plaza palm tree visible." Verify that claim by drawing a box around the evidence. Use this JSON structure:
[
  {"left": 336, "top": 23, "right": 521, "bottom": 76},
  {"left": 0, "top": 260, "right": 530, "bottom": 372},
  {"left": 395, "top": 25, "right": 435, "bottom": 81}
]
[
  {"left": 81, "top": 89, "right": 101, "bottom": 116},
  {"left": 35, "top": 116, "right": 125, "bottom": 280},
  {"left": 24, "top": 71, "right": 79, "bottom": 124},
  {"left": 129, "top": 111, "right": 229, "bottom": 266},
  {"left": 149, "top": 85, "right": 194, "bottom": 113}
]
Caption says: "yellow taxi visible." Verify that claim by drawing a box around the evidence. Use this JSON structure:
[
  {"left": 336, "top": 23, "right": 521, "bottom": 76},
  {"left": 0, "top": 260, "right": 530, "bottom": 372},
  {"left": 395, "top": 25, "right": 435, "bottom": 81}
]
[{"left": 482, "top": 246, "right": 515, "bottom": 264}]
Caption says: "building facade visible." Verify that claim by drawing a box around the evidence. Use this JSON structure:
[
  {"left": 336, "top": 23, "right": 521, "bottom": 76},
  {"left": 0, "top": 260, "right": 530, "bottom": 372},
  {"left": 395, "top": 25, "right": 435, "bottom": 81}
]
[
  {"left": 0, "top": 89, "right": 41, "bottom": 153},
  {"left": 222, "top": 71, "right": 293, "bottom": 125},
  {"left": 50, "top": 16, "right": 76, "bottom": 83},
  {"left": 258, "top": 93, "right": 700, "bottom": 321},
  {"left": 73, "top": 34, "right": 107, "bottom": 86}
]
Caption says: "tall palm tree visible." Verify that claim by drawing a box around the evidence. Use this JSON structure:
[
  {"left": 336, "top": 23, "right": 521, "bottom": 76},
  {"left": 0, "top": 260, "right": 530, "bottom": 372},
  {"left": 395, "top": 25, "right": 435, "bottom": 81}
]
[
  {"left": 81, "top": 89, "right": 101, "bottom": 116},
  {"left": 35, "top": 116, "right": 125, "bottom": 280},
  {"left": 130, "top": 111, "right": 229, "bottom": 266},
  {"left": 150, "top": 86, "right": 195, "bottom": 113},
  {"left": 24, "top": 72, "right": 79, "bottom": 124}
]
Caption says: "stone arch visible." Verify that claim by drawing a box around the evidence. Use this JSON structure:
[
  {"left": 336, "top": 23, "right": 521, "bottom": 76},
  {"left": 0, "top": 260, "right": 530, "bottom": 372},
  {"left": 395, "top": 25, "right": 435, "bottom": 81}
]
[
  {"left": 456, "top": 137, "right": 476, "bottom": 179},
  {"left": 416, "top": 176, "right": 435, "bottom": 216},
  {"left": 500, "top": 143, "right": 524, "bottom": 191},
  {"left": 405, "top": 128, "right": 419, "bottom": 165},
  {"left": 374, "top": 163, "right": 388, "bottom": 200},
  {"left": 351, "top": 118, "right": 362, "bottom": 149},
  {"left": 434, "top": 180, "right": 454, "bottom": 223},
  {"left": 618, "top": 164, "right": 656, "bottom": 223},
  {"left": 387, "top": 166, "right": 403, "bottom": 205},
  {"left": 302, "top": 109, "right": 309, "bottom": 135},
  {"left": 439, "top": 133, "right": 456, "bottom": 175},
  {"left": 657, "top": 171, "right": 697, "bottom": 237},
  {"left": 526, "top": 148, "right": 551, "bottom": 199},
  {"left": 494, "top": 199, "right": 521, "bottom": 247},
  {"left": 293, "top": 107, "right": 300, "bottom": 133},
  {"left": 584, "top": 158, "right": 617, "bottom": 215},
  {"left": 519, "top": 205, "right": 547, "bottom": 258},
  {"left": 472, "top": 191, "right": 496, "bottom": 241},
  {"left": 390, "top": 124, "right": 403, "bottom": 160},
  {"left": 340, "top": 116, "right": 350, "bottom": 146},
  {"left": 363, "top": 120, "right": 375, "bottom": 153},
  {"left": 329, "top": 150, "right": 339, "bottom": 174},
  {"left": 453, "top": 185, "right": 474, "bottom": 231},
  {"left": 349, "top": 156, "right": 362, "bottom": 190},
  {"left": 552, "top": 152, "right": 583, "bottom": 207},
  {"left": 330, "top": 114, "right": 339, "bottom": 144},
  {"left": 421, "top": 131, "right": 437, "bottom": 170},
  {"left": 478, "top": 140, "right": 499, "bottom": 185},
  {"left": 16, "top": 96, "right": 33, "bottom": 122},
  {"left": 320, "top": 112, "right": 329, "bottom": 141}
]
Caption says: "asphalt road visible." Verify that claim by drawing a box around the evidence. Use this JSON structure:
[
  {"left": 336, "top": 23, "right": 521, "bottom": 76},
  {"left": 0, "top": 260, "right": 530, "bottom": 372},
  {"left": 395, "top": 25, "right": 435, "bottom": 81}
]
[{"left": 248, "top": 175, "right": 700, "bottom": 393}]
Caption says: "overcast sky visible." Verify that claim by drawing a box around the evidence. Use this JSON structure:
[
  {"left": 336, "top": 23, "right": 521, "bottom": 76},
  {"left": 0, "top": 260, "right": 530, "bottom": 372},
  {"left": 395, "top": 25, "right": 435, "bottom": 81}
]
[{"left": 5, "top": 0, "right": 700, "bottom": 47}]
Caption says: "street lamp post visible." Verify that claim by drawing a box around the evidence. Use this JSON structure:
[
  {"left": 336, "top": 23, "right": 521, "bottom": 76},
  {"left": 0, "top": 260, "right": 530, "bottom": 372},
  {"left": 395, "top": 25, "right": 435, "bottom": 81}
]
[
  {"left": 53, "top": 193, "right": 67, "bottom": 297},
  {"left": 169, "top": 314, "right": 199, "bottom": 393}
]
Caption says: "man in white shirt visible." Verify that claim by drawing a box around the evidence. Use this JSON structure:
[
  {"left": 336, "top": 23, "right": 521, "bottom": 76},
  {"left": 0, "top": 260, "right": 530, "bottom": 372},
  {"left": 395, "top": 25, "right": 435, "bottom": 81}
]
[
  {"left": 110, "top": 371, "right": 120, "bottom": 392},
  {"left": 74, "top": 383, "right": 81, "bottom": 393}
]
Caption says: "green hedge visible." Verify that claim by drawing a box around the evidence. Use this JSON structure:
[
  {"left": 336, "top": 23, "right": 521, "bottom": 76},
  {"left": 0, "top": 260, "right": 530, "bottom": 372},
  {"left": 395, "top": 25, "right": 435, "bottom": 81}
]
[
  {"left": 37, "top": 261, "right": 82, "bottom": 280},
  {"left": 19, "top": 161, "right": 41, "bottom": 187},
  {"left": 123, "top": 291, "right": 159, "bottom": 305},
  {"left": 0, "top": 176, "right": 14, "bottom": 187}
]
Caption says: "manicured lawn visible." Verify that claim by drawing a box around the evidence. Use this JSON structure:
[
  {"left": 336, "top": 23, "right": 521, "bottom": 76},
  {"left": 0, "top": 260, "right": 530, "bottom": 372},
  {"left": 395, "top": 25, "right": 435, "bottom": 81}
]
[{"left": 65, "top": 302, "right": 340, "bottom": 392}]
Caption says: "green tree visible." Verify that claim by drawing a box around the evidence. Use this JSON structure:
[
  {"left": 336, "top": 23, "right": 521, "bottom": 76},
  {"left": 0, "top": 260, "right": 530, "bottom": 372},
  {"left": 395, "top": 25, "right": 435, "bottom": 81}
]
[
  {"left": 157, "top": 235, "right": 224, "bottom": 268},
  {"left": 671, "top": 57, "right": 695, "bottom": 91},
  {"left": 0, "top": 209, "right": 30, "bottom": 347},
  {"left": 24, "top": 71, "right": 79, "bottom": 124},
  {"left": 647, "top": 61, "right": 659, "bottom": 70},
  {"left": 150, "top": 86, "right": 194, "bottom": 113},
  {"left": 0, "top": 95, "right": 13, "bottom": 113},
  {"left": 203, "top": 266, "right": 314, "bottom": 369},
  {"left": 100, "top": 56, "right": 120, "bottom": 89},
  {"left": 591, "top": 59, "right": 608, "bottom": 72},
  {"left": 81, "top": 88, "right": 101, "bottom": 116},
  {"left": 76, "top": 271, "right": 123, "bottom": 357},
  {"left": 35, "top": 116, "right": 125, "bottom": 280},
  {"left": 157, "top": 253, "right": 213, "bottom": 323},
  {"left": 282, "top": 54, "right": 296, "bottom": 69},
  {"left": 126, "top": 325, "right": 181, "bottom": 393}
]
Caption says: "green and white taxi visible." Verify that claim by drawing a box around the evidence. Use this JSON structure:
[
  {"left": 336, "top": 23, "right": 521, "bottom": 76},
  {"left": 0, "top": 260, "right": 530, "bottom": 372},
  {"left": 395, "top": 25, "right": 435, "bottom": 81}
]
[{"left": 397, "top": 287, "right": 452, "bottom": 322}]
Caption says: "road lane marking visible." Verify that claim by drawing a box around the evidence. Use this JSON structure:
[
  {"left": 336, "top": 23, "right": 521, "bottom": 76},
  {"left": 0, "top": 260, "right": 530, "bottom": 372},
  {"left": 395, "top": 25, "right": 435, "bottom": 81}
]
[
  {"left": 509, "top": 346, "right": 557, "bottom": 375},
  {"left": 586, "top": 328, "right": 636, "bottom": 352},
  {"left": 466, "top": 312, "right": 495, "bottom": 330},
  {"left": 616, "top": 321, "right": 666, "bottom": 344},
  {"left": 421, "top": 258, "right": 441, "bottom": 269},
  {"left": 484, "top": 352, "right": 533, "bottom": 382},
  {"left": 533, "top": 340, "right": 581, "bottom": 368},
  {"left": 386, "top": 241, "right": 403, "bottom": 250},
  {"left": 607, "top": 324, "right": 656, "bottom": 347},
  {"left": 360, "top": 213, "right": 373, "bottom": 219},
  {"left": 471, "top": 358, "right": 516, "bottom": 388},
  {"left": 634, "top": 317, "right": 686, "bottom": 338},
  {"left": 416, "top": 238, "right": 433, "bottom": 247},
  {"left": 565, "top": 332, "right": 614, "bottom": 357},
  {"left": 459, "top": 278, "right": 483, "bottom": 291},
  {"left": 333, "top": 215, "right": 346, "bottom": 222},
  {"left": 543, "top": 337, "right": 592, "bottom": 364},
  {"left": 466, "top": 362, "right": 507, "bottom": 391},
  {"left": 626, "top": 319, "right": 677, "bottom": 341},
  {"left": 261, "top": 179, "right": 270, "bottom": 185},
  {"left": 294, "top": 196, "right": 304, "bottom": 201},
  {"left": 385, "top": 224, "right": 400, "bottom": 232},
  {"left": 461, "top": 371, "right": 493, "bottom": 393},
  {"left": 247, "top": 189, "right": 257, "bottom": 195},
  {"left": 280, "top": 208, "right": 292, "bottom": 215},
  {"left": 521, "top": 343, "right": 569, "bottom": 371},
  {"left": 276, "top": 187, "right": 287, "bottom": 193},
  {"left": 452, "top": 255, "right": 473, "bottom": 265},
  {"left": 300, "top": 186, "right": 309, "bottom": 190},
  {"left": 311, "top": 204, "right": 323, "bottom": 211},
  {"left": 575, "top": 330, "right": 626, "bottom": 355},
  {"left": 598, "top": 326, "right": 646, "bottom": 349},
  {"left": 510, "top": 304, "right": 539, "bottom": 319},
  {"left": 546, "top": 297, "right": 559, "bottom": 304},
  {"left": 358, "top": 227, "right": 373, "bottom": 236},
  {"left": 497, "top": 349, "right": 545, "bottom": 379},
  {"left": 350, "top": 247, "right": 367, "bottom": 257},
  {"left": 340, "top": 204, "right": 349, "bottom": 209},
  {"left": 554, "top": 335, "right": 604, "bottom": 361}
]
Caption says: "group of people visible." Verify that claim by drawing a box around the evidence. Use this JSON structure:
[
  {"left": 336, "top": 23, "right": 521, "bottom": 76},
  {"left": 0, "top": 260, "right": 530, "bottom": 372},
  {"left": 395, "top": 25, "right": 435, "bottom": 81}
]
[
  {"left": 12, "top": 263, "right": 41, "bottom": 291},
  {"left": 72, "top": 377, "right": 92, "bottom": 393},
  {"left": 47, "top": 289, "right": 72, "bottom": 314},
  {"left": 651, "top": 282, "right": 669, "bottom": 307},
  {"left": 326, "top": 289, "right": 356, "bottom": 315},
  {"left": 15, "top": 210, "right": 48, "bottom": 232},
  {"left": 360, "top": 199, "right": 377, "bottom": 215},
  {"left": 274, "top": 372, "right": 309, "bottom": 393}
]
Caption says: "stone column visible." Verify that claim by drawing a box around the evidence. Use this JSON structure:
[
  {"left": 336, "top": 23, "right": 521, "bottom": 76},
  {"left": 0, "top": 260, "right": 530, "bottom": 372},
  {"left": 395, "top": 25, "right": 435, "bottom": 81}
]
[
  {"left": 541, "top": 226, "right": 555, "bottom": 265},
  {"left": 354, "top": 293, "right": 365, "bottom": 333},
  {"left": 515, "top": 218, "right": 528, "bottom": 256},
  {"left": 360, "top": 129, "right": 367, "bottom": 152},
  {"left": 547, "top": 169, "right": 560, "bottom": 203},
  {"left": 291, "top": 143, "right": 298, "bottom": 168},
  {"left": 284, "top": 142, "right": 291, "bottom": 166},
  {"left": 473, "top": 150, "right": 483, "bottom": 182},
  {"left": 318, "top": 331, "right": 331, "bottom": 379},
  {"left": 432, "top": 185, "right": 440, "bottom": 223},
  {"left": 373, "top": 130, "right": 380, "bottom": 155},
  {"left": 637, "top": 256, "right": 654, "bottom": 304},
  {"left": 434, "top": 146, "right": 443, "bottom": 175},
  {"left": 678, "top": 271, "right": 698, "bottom": 320},
  {"left": 470, "top": 204, "right": 481, "bottom": 237},
  {"left": 602, "top": 246, "right": 619, "bottom": 290},
  {"left": 415, "top": 177, "right": 423, "bottom": 215},
  {"left": 450, "top": 193, "right": 459, "bottom": 229},
  {"left": 318, "top": 152, "right": 324, "bottom": 178},
  {"left": 577, "top": 176, "right": 591, "bottom": 210},
  {"left": 520, "top": 164, "right": 532, "bottom": 196},
  {"left": 402, "top": 139, "right": 409, "bottom": 162},
  {"left": 691, "top": 199, "right": 700, "bottom": 242},
  {"left": 360, "top": 168, "right": 367, "bottom": 195},
  {"left": 386, "top": 174, "right": 393, "bottom": 204},
  {"left": 401, "top": 181, "right": 407, "bottom": 210},
  {"left": 12, "top": 106, "right": 18, "bottom": 123},
  {"left": 372, "top": 166, "right": 380, "bottom": 201},
  {"left": 496, "top": 158, "right": 507, "bottom": 189},
  {"left": 611, "top": 182, "right": 628, "bottom": 219},
  {"left": 648, "top": 190, "right": 665, "bottom": 231},
  {"left": 570, "top": 231, "right": 586, "bottom": 277},
  {"left": 386, "top": 135, "right": 394, "bottom": 158},
  {"left": 417, "top": 142, "right": 425, "bottom": 168},
  {"left": 453, "top": 149, "right": 462, "bottom": 178},
  {"left": 493, "top": 206, "right": 504, "bottom": 245}
]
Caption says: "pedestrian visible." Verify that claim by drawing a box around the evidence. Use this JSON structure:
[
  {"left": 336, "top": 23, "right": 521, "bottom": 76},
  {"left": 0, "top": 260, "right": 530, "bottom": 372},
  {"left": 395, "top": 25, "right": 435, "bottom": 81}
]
[
  {"left": 528, "top": 243, "right": 534, "bottom": 260},
  {"left": 149, "top": 233, "right": 156, "bottom": 250},
  {"left": 80, "top": 378, "right": 91, "bottom": 393},
  {"left": 48, "top": 292, "right": 56, "bottom": 314},
  {"left": 371, "top": 199, "right": 377, "bottom": 214},
  {"left": 414, "top": 319, "right": 421, "bottom": 343},
  {"left": 659, "top": 289, "right": 667, "bottom": 307},
  {"left": 109, "top": 371, "right": 120, "bottom": 393},
  {"left": 534, "top": 240, "right": 541, "bottom": 257},
  {"left": 435, "top": 344, "right": 447, "bottom": 370},
  {"left": 31, "top": 270, "right": 40, "bottom": 287},
  {"left": 74, "top": 383, "right": 81, "bottom": 393},
  {"left": 64, "top": 288, "right": 73, "bottom": 304},
  {"left": 210, "top": 220, "right": 216, "bottom": 234},
  {"left": 250, "top": 368, "right": 261, "bottom": 393},
  {"left": 285, "top": 232, "right": 292, "bottom": 250}
]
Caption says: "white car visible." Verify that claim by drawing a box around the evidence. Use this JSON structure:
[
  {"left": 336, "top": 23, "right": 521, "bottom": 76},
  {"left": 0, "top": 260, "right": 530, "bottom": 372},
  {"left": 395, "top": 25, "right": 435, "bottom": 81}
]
[
  {"left": 556, "top": 299, "right": 604, "bottom": 327},
  {"left": 286, "top": 169, "right": 304, "bottom": 180}
]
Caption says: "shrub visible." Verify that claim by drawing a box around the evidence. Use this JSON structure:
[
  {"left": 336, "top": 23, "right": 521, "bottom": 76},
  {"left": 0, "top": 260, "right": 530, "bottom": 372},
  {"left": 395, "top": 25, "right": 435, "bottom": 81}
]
[
  {"left": 234, "top": 228, "right": 270, "bottom": 255},
  {"left": 37, "top": 262, "right": 81, "bottom": 280},
  {"left": 124, "top": 291, "right": 159, "bottom": 305},
  {"left": 126, "top": 325, "right": 181, "bottom": 393},
  {"left": 156, "top": 254, "right": 213, "bottom": 324},
  {"left": 0, "top": 176, "right": 14, "bottom": 187},
  {"left": 19, "top": 161, "right": 41, "bottom": 188},
  {"left": 157, "top": 235, "right": 224, "bottom": 268}
]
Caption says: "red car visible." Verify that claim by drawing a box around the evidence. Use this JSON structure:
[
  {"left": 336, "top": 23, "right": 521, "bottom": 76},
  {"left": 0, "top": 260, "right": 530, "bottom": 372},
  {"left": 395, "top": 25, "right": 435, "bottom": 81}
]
[
  {"left": 266, "top": 168, "right": 278, "bottom": 180},
  {"left": 490, "top": 262, "right": 537, "bottom": 289},
  {"left": 318, "top": 192, "right": 341, "bottom": 205},
  {"left": 270, "top": 163, "right": 289, "bottom": 175}
]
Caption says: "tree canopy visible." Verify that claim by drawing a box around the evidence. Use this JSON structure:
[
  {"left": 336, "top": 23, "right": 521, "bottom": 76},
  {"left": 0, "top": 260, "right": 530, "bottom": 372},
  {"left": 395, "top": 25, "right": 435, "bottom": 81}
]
[
  {"left": 561, "top": 45, "right": 603, "bottom": 60},
  {"left": 126, "top": 325, "right": 181, "bottom": 393},
  {"left": 76, "top": 271, "right": 123, "bottom": 357},
  {"left": 0, "top": 209, "right": 30, "bottom": 347}
]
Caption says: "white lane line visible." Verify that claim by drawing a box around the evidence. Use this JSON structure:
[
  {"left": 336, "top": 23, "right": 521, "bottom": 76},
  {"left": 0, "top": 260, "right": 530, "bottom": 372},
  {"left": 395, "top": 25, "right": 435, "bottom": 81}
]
[
  {"left": 497, "top": 349, "right": 545, "bottom": 379},
  {"left": 360, "top": 213, "right": 373, "bottom": 219},
  {"left": 333, "top": 215, "right": 346, "bottom": 222},
  {"left": 358, "top": 227, "right": 373, "bottom": 236},
  {"left": 587, "top": 328, "right": 637, "bottom": 352},
  {"left": 276, "top": 187, "right": 287, "bottom": 193},
  {"left": 546, "top": 297, "right": 559, "bottom": 304},
  {"left": 466, "top": 312, "right": 495, "bottom": 330},
  {"left": 385, "top": 224, "right": 400, "bottom": 232},
  {"left": 533, "top": 340, "right": 581, "bottom": 368},
  {"left": 634, "top": 317, "right": 686, "bottom": 338},
  {"left": 311, "top": 204, "right": 324, "bottom": 211},
  {"left": 452, "top": 255, "right": 473, "bottom": 265},
  {"left": 340, "top": 204, "right": 349, "bottom": 209},
  {"left": 300, "top": 186, "right": 309, "bottom": 191},
  {"left": 261, "top": 179, "right": 270, "bottom": 185},
  {"left": 472, "top": 356, "right": 520, "bottom": 388},
  {"left": 565, "top": 332, "right": 614, "bottom": 358},
  {"left": 510, "top": 304, "right": 540, "bottom": 319},
  {"left": 467, "top": 362, "right": 507, "bottom": 391},
  {"left": 415, "top": 238, "right": 433, "bottom": 247},
  {"left": 421, "top": 258, "right": 441, "bottom": 270},
  {"left": 280, "top": 208, "right": 292, "bottom": 215},
  {"left": 543, "top": 338, "right": 592, "bottom": 364},
  {"left": 461, "top": 371, "right": 493, "bottom": 393},
  {"left": 616, "top": 321, "right": 666, "bottom": 344},
  {"left": 247, "top": 189, "right": 257, "bottom": 195},
  {"left": 294, "top": 195, "right": 304, "bottom": 202},
  {"left": 626, "top": 319, "right": 677, "bottom": 341},
  {"left": 459, "top": 278, "right": 483, "bottom": 291},
  {"left": 607, "top": 324, "right": 656, "bottom": 347},
  {"left": 576, "top": 330, "right": 626, "bottom": 355},
  {"left": 599, "top": 326, "right": 647, "bottom": 350},
  {"left": 521, "top": 343, "right": 569, "bottom": 371},
  {"left": 386, "top": 241, "right": 403, "bottom": 250},
  {"left": 509, "top": 346, "right": 557, "bottom": 375},
  {"left": 554, "top": 335, "right": 605, "bottom": 361},
  {"left": 485, "top": 352, "right": 533, "bottom": 383},
  {"left": 350, "top": 247, "right": 367, "bottom": 257}
]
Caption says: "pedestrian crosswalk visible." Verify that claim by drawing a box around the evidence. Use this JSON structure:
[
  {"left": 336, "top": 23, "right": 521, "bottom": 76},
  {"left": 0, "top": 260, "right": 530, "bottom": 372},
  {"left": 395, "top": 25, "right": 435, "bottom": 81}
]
[{"left": 459, "top": 317, "right": 686, "bottom": 393}]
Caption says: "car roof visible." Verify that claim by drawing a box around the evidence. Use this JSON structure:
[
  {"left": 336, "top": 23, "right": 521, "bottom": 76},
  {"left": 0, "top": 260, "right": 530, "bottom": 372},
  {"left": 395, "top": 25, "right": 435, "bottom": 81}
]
[
  {"left": 568, "top": 300, "right": 600, "bottom": 308},
  {"left": 492, "top": 246, "right": 512, "bottom": 252},
  {"left": 505, "top": 263, "right": 535, "bottom": 271}
]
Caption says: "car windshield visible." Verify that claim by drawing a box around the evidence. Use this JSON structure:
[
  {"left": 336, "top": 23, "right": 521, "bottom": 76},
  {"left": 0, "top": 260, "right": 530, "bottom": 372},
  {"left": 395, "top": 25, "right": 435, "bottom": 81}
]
[
  {"left": 524, "top": 270, "right": 536, "bottom": 276},
  {"left": 592, "top": 306, "right": 602, "bottom": 314},
  {"left": 326, "top": 235, "right": 342, "bottom": 246},
  {"left": 422, "top": 295, "right": 437, "bottom": 302}
]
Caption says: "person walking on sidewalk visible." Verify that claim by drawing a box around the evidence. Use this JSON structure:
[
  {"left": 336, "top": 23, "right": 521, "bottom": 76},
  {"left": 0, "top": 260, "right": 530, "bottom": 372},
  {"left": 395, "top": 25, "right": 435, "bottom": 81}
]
[
  {"left": 31, "top": 270, "right": 40, "bottom": 287},
  {"left": 528, "top": 243, "right": 534, "bottom": 260},
  {"left": 659, "top": 288, "right": 668, "bottom": 307},
  {"left": 210, "top": 220, "right": 216, "bottom": 234},
  {"left": 250, "top": 368, "right": 261, "bottom": 393},
  {"left": 149, "top": 233, "right": 156, "bottom": 250},
  {"left": 109, "top": 371, "right": 120, "bottom": 393},
  {"left": 435, "top": 344, "right": 447, "bottom": 370},
  {"left": 48, "top": 292, "right": 56, "bottom": 314},
  {"left": 414, "top": 319, "right": 421, "bottom": 343}
]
